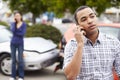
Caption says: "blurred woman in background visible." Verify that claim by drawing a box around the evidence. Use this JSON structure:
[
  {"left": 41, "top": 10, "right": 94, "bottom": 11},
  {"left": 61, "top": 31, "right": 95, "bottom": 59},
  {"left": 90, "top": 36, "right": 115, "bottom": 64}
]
[{"left": 9, "top": 11, "right": 26, "bottom": 80}]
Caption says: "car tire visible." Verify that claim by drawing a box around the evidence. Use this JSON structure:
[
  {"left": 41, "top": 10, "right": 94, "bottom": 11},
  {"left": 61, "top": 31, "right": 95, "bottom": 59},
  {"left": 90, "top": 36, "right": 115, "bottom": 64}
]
[{"left": 0, "top": 54, "right": 11, "bottom": 76}]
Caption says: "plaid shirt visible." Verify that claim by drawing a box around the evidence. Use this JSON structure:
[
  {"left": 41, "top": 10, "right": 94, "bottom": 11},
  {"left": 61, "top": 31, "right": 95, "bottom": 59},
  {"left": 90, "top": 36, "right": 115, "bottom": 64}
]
[{"left": 63, "top": 32, "right": 120, "bottom": 80}]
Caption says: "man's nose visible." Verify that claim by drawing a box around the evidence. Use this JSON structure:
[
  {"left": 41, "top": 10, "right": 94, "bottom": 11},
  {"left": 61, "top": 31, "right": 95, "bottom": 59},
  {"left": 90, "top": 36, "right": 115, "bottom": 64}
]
[{"left": 87, "top": 18, "right": 92, "bottom": 24}]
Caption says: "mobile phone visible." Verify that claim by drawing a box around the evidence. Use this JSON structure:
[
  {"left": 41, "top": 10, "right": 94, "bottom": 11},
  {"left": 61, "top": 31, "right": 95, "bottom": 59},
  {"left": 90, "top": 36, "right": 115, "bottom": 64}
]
[
  {"left": 14, "top": 18, "right": 17, "bottom": 21},
  {"left": 80, "top": 29, "right": 86, "bottom": 36}
]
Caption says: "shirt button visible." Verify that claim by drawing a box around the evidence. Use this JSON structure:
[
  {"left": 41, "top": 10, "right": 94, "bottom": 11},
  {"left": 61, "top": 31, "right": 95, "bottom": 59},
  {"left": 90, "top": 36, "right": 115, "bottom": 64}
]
[
  {"left": 90, "top": 78, "right": 93, "bottom": 80},
  {"left": 94, "top": 57, "right": 96, "bottom": 59},
  {"left": 95, "top": 68, "right": 99, "bottom": 71}
]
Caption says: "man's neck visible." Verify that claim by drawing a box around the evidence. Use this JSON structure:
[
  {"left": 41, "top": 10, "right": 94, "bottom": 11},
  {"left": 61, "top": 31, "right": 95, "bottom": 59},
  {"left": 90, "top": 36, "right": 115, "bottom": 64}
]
[{"left": 86, "top": 31, "right": 99, "bottom": 44}]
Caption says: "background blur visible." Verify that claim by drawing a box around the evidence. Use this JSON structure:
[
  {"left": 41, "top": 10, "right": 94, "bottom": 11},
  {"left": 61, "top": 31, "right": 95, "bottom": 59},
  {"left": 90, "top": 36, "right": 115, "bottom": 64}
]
[{"left": 0, "top": 0, "right": 120, "bottom": 80}]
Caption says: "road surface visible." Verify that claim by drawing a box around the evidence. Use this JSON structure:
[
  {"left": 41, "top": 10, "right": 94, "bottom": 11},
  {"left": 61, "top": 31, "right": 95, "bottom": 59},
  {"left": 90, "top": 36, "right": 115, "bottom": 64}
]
[{"left": 0, "top": 63, "right": 66, "bottom": 80}]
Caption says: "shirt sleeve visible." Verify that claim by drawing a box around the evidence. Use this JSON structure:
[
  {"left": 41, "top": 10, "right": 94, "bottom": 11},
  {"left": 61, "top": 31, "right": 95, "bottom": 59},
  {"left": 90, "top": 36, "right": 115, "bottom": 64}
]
[
  {"left": 63, "top": 39, "right": 77, "bottom": 69},
  {"left": 10, "top": 22, "right": 16, "bottom": 33},
  {"left": 114, "top": 39, "right": 120, "bottom": 76},
  {"left": 15, "top": 22, "right": 26, "bottom": 37}
]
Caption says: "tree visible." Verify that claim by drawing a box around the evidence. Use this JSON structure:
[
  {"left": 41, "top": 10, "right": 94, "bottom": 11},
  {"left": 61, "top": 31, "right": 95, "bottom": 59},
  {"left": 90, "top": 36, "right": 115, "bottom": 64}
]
[
  {"left": 3, "top": 0, "right": 120, "bottom": 22},
  {"left": 43, "top": 0, "right": 112, "bottom": 16},
  {"left": 3, "top": 0, "right": 48, "bottom": 23},
  {"left": 42, "top": 0, "right": 120, "bottom": 17}
]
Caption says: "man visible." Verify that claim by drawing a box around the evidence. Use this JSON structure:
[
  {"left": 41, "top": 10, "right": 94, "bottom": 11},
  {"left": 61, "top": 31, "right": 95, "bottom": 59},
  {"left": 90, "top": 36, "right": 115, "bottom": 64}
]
[
  {"left": 63, "top": 6, "right": 120, "bottom": 80},
  {"left": 54, "top": 36, "right": 66, "bottom": 73}
]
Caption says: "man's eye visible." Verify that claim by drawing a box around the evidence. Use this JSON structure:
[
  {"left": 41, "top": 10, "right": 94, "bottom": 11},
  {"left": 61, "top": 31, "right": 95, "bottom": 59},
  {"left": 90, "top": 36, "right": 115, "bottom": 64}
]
[
  {"left": 81, "top": 18, "right": 86, "bottom": 22},
  {"left": 90, "top": 15, "right": 95, "bottom": 18}
]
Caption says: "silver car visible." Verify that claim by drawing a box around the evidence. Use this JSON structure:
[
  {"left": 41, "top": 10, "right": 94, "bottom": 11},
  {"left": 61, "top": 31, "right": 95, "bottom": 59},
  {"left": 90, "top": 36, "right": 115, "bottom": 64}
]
[{"left": 0, "top": 25, "right": 59, "bottom": 75}]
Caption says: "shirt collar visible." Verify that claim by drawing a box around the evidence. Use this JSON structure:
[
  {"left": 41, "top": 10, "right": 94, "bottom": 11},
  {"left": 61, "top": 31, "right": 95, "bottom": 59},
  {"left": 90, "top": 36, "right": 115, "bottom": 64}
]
[{"left": 84, "top": 31, "right": 102, "bottom": 45}]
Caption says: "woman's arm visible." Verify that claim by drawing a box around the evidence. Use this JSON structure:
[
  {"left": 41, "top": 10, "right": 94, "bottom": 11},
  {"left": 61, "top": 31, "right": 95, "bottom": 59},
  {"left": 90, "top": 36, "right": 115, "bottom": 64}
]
[
  {"left": 15, "top": 22, "right": 26, "bottom": 37},
  {"left": 10, "top": 22, "right": 16, "bottom": 33}
]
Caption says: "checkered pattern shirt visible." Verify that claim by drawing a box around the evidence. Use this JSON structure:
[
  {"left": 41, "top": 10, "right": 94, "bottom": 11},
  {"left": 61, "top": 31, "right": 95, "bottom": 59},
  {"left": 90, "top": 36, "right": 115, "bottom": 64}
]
[{"left": 63, "top": 33, "right": 120, "bottom": 80}]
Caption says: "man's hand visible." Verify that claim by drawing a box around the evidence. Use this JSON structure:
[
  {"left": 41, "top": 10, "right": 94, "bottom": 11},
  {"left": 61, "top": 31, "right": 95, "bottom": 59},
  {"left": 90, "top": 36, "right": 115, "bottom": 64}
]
[{"left": 73, "top": 25, "right": 85, "bottom": 45}]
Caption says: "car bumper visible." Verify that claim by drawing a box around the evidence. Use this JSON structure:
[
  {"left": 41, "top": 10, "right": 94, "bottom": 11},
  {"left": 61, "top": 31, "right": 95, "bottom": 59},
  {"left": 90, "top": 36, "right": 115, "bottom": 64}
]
[{"left": 23, "top": 49, "right": 59, "bottom": 70}]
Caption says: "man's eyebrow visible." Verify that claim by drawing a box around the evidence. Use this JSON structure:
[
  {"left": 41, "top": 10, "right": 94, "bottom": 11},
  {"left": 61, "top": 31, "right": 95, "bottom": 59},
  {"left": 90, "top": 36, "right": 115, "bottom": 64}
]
[
  {"left": 80, "top": 13, "right": 95, "bottom": 20},
  {"left": 89, "top": 13, "right": 95, "bottom": 16}
]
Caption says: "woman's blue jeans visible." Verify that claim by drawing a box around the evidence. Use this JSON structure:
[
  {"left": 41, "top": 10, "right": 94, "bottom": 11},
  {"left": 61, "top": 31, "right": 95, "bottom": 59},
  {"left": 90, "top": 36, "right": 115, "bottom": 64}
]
[{"left": 10, "top": 44, "right": 24, "bottom": 79}]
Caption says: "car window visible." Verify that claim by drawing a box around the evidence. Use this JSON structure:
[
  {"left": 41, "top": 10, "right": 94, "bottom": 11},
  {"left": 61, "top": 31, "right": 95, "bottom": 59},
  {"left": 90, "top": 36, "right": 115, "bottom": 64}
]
[
  {"left": 98, "top": 26, "right": 120, "bottom": 38},
  {"left": 0, "top": 28, "right": 12, "bottom": 43}
]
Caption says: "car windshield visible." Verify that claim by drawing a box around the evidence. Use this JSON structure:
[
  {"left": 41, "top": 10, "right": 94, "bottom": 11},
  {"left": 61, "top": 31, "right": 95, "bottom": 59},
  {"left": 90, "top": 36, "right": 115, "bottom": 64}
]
[
  {"left": 98, "top": 26, "right": 120, "bottom": 38},
  {"left": 0, "top": 28, "right": 12, "bottom": 43}
]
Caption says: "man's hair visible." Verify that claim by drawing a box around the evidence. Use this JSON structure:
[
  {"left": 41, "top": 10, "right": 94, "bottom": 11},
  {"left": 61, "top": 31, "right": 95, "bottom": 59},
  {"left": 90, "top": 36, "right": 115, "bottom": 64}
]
[{"left": 74, "top": 6, "right": 90, "bottom": 24}]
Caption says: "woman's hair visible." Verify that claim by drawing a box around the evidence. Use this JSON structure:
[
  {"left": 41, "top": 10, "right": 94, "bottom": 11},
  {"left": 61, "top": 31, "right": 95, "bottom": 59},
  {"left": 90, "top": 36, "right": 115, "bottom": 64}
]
[
  {"left": 74, "top": 6, "right": 90, "bottom": 25},
  {"left": 14, "top": 11, "right": 23, "bottom": 22}
]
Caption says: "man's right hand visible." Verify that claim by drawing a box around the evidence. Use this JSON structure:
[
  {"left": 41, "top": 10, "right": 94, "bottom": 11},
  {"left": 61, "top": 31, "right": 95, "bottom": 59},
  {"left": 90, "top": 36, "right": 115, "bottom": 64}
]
[{"left": 73, "top": 25, "right": 85, "bottom": 45}]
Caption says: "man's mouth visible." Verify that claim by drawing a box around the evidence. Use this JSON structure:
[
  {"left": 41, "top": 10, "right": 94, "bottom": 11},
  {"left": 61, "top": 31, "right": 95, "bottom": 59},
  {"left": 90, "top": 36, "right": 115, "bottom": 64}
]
[{"left": 89, "top": 24, "right": 96, "bottom": 30}]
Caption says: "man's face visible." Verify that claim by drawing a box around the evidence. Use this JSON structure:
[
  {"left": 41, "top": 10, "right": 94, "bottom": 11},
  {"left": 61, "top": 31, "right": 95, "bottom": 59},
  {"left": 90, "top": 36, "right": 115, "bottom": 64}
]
[{"left": 76, "top": 7, "right": 98, "bottom": 35}]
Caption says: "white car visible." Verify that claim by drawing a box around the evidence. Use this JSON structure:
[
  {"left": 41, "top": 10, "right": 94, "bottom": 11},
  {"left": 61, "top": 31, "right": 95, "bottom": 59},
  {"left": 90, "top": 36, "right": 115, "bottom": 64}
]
[{"left": 0, "top": 25, "right": 59, "bottom": 75}]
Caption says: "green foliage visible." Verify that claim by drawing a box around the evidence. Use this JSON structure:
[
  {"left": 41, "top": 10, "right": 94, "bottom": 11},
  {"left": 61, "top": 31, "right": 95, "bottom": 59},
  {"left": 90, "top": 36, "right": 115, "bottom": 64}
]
[
  {"left": 86, "top": 0, "right": 111, "bottom": 16},
  {"left": 3, "top": 0, "right": 120, "bottom": 18},
  {"left": 41, "top": 0, "right": 120, "bottom": 17},
  {"left": 7, "top": 0, "right": 45, "bottom": 17},
  {"left": 4, "top": 0, "right": 48, "bottom": 23},
  {"left": 26, "top": 24, "right": 62, "bottom": 44},
  {"left": 0, "top": 21, "right": 9, "bottom": 27}
]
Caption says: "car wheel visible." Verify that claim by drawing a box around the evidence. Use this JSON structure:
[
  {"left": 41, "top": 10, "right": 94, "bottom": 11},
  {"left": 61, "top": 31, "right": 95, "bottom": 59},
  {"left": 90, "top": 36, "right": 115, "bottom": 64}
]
[{"left": 0, "top": 54, "right": 11, "bottom": 76}]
